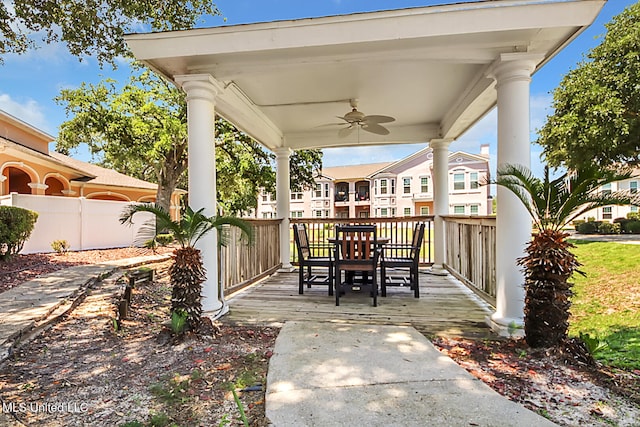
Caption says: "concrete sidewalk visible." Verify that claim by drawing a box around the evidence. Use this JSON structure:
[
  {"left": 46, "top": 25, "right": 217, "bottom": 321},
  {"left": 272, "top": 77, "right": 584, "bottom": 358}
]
[
  {"left": 266, "top": 321, "right": 557, "bottom": 427},
  {"left": 0, "top": 253, "right": 170, "bottom": 362}
]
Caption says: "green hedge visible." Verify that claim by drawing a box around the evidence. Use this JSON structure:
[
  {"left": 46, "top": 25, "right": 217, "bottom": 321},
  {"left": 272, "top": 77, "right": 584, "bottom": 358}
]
[
  {"left": 576, "top": 218, "right": 640, "bottom": 235},
  {"left": 0, "top": 206, "right": 38, "bottom": 261}
]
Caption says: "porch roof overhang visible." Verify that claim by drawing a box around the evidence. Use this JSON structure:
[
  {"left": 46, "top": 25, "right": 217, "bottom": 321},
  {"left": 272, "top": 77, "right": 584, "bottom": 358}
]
[{"left": 125, "top": 0, "right": 605, "bottom": 152}]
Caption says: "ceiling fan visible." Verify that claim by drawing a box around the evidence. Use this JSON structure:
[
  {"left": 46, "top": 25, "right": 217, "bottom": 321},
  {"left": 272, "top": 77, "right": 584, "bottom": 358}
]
[{"left": 331, "top": 99, "right": 395, "bottom": 137}]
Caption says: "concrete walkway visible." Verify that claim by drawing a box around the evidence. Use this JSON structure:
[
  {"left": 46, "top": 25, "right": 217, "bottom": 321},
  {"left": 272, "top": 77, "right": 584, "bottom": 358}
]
[
  {"left": 0, "top": 253, "right": 170, "bottom": 362},
  {"left": 1, "top": 256, "right": 557, "bottom": 426},
  {"left": 266, "top": 321, "right": 556, "bottom": 427}
]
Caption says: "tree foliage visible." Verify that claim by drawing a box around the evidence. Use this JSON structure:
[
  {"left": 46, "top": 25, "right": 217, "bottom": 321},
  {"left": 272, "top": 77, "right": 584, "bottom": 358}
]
[
  {"left": 0, "top": 0, "right": 219, "bottom": 65},
  {"left": 56, "top": 70, "right": 187, "bottom": 214},
  {"left": 537, "top": 3, "right": 640, "bottom": 169},
  {"left": 55, "top": 68, "right": 323, "bottom": 215}
]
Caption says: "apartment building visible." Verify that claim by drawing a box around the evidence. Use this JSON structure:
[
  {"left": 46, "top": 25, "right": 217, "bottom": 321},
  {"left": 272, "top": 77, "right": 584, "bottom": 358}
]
[
  {"left": 257, "top": 145, "right": 491, "bottom": 219},
  {"left": 579, "top": 170, "right": 640, "bottom": 221}
]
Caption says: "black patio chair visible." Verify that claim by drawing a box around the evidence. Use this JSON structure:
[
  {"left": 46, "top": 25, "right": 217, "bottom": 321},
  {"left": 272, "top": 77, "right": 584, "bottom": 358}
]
[
  {"left": 293, "top": 223, "right": 334, "bottom": 295},
  {"left": 333, "top": 225, "right": 380, "bottom": 307},
  {"left": 380, "top": 222, "right": 425, "bottom": 298}
]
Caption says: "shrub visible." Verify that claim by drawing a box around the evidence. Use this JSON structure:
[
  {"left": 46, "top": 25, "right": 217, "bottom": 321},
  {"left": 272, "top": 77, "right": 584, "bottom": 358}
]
[
  {"left": 0, "top": 206, "right": 38, "bottom": 261},
  {"left": 156, "top": 233, "right": 174, "bottom": 246},
  {"left": 51, "top": 239, "right": 70, "bottom": 254},
  {"left": 625, "top": 220, "right": 640, "bottom": 234},
  {"left": 576, "top": 221, "right": 599, "bottom": 234},
  {"left": 627, "top": 212, "right": 640, "bottom": 220},
  {"left": 598, "top": 221, "right": 620, "bottom": 234},
  {"left": 573, "top": 219, "right": 585, "bottom": 231}
]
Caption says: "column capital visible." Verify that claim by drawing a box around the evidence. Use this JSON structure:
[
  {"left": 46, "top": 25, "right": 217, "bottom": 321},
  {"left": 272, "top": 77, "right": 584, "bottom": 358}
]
[
  {"left": 486, "top": 53, "right": 544, "bottom": 86},
  {"left": 429, "top": 139, "right": 453, "bottom": 151},
  {"left": 27, "top": 183, "right": 48, "bottom": 190},
  {"left": 175, "top": 74, "right": 225, "bottom": 102},
  {"left": 273, "top": 147, "right": 292, "bottom": 157}
]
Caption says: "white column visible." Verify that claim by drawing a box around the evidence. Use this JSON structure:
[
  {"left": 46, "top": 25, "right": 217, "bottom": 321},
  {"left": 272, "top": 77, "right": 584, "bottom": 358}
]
[
  {"left": 429, "top": 139, "right": 452, "bottom": 275},
  {"left": 175, "top": 74, "right": 226, "bottom": 316},
  {"left": 486, "top": 53, "right": 542, "bottom": 336},
  {"left": 274, "top": 147, "right": 293, "bottom": 271}
]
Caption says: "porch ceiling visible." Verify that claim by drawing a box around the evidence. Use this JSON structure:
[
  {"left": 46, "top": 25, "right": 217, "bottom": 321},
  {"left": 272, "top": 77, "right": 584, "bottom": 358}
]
[{"left": 125, "top": 0, "right": 605, "bottom": 152}]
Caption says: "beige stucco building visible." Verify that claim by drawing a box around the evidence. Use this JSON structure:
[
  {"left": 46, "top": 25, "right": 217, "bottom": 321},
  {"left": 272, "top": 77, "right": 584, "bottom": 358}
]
[
  {"left": 0, "top": 109, "right": 182, "bottom": 216},
  {"left": 257, "top": 145, "right": 491, "bottom": 219}
]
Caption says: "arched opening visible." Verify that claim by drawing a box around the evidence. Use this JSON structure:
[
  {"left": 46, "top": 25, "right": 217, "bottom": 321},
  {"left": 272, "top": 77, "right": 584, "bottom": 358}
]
[
  {"left": 6, "top": 167, "right": 32, "bottom": 194},
  {"left": 44, "top": 177, "right": 65, "bottom": 196}
]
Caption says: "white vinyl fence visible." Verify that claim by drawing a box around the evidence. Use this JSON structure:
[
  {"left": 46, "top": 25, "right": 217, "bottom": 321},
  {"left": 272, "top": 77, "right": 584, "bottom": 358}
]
[{"left": 1, "top": 193, "right": 154, "bottom": 254}]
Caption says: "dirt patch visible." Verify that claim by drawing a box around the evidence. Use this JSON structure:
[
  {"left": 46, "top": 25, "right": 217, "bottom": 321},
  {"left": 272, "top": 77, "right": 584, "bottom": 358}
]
[
  {"left": 0, "top": 261, "right": 278, "bottom": 426},
  {"left": 0, "top": 247, "right": 174, "bottom": 294},
  {"left": 432, "top": 337, "right": 640, "bottom": 426}
]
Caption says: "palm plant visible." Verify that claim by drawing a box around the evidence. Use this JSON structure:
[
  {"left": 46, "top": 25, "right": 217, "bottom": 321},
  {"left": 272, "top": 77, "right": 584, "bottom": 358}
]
[
  {"left": 120, "top": 204, "right": 252, "bottom": 333},
  {"left": 494, "top": 164, "right": 633, "bottom": 348}
]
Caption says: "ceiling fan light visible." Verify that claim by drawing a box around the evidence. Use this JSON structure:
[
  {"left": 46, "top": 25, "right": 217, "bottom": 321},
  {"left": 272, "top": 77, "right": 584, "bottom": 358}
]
[{"left": 344, "top": 109, "right": 365, "bottom": 122}]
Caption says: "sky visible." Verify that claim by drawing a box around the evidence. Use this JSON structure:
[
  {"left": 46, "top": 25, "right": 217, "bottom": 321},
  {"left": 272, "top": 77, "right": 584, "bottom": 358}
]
[{"left": 0, "top": 0, "right": 637, "bottom": 178}]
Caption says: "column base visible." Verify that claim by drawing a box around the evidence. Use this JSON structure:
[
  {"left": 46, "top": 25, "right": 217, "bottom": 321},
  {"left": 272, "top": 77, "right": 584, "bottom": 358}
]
[
  {"left": 279, "top": 264, "right": 295, "bottom": 273},
  {"left": 203, "top": 302, "right": 229, "bottom": 321},
  {"left": 425, "top": 264, "right": 448, "bottom": 276},
  {"left": 486, "top": 314, "right": 525, "bottom": 338}
]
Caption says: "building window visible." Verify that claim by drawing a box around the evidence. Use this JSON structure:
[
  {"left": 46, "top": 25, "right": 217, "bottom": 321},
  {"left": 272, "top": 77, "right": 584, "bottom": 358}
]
[
  {"left": 631, "top": 205, "right": 638, "bottom": 213},
  {"left": 390, "top": 179, "right": 395, "bottom": 195},
  {"left": 291, "top": 211, "right": 303, "bottom": 218},
  {"left": 403, "top": 178, "right": 411, "bottom": 194},
  {"left": 420, "top": 177, "right": 429, "bottom": 193},
  {"left": 453, "top": 205, "right": 465, "bottom": 214},
  {"left": 404, "top": 207, "right": 412, "bottom": 216},
  {"left": 601, "top": 183, "right": 612, "bottom": 196},
  {"left": 262, "top": 213, "right": 269, "bottom": 219},
  {"left": 314, "top": 183, "right": 322, "bottom": 198},
  {"left": 262, "top": 194, "right": 268, "bottom": 202},
  {"left": 380, "top": 208, "right": 388, "bottom": 217},
  {"left": 630, "top": 181, "right": 638, "bottom": 194},
  {"left": 315, "top": 210, "right": 323, "bottom": 218},
  {"left": 602, "top": 206, "right": 612, "bottom": 219},
  {"left": 324, "top": 183, "right": 329, "bottom": 198},
  {"left": 420, "top": 206, "right": 429, "bottom": 215},
  {"left": 470, "top": 205, "right": 479, "bottom": 215},
  {"left": 291, "top": 192, "right": 303, "bottom": 200},
  {"left": 391, "top": 208, "right": 396, "bottom": 217},
  {"left": 453, "top": 173, "right": 465, "bottom": 190},
  {"left": 470, "top": 172, "right": 479, "bottom": 190},
  {"left": 380, "top": 179, "right": 388, "bottom": 194}
]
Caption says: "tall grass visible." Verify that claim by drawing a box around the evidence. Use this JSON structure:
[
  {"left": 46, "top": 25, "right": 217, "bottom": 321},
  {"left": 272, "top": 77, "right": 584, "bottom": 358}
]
[{"left": 569, "top": 240, "right": 640, "bottom": 370}]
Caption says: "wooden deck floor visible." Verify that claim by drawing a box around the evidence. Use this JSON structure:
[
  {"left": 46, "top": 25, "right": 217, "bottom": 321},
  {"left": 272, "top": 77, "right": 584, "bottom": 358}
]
[{"left": 222, "top": 269, "right": 497, "bottom": 339}]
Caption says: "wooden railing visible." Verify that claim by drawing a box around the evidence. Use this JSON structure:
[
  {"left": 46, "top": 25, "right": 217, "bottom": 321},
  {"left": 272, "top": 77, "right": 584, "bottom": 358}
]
[
  {"left": 219, "top": 219, "right": 281, "bottom": 294},
  {"left": 443, "top": 215, "right": 496, "bottom": 305},
  {"left": 290, "top": 216, "right": 435, "bottom": 265}
]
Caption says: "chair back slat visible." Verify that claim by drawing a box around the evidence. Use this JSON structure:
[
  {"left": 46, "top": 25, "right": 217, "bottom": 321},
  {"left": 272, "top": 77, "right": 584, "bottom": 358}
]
[
  {"left": 293, "top": 224, "right": 311, "bottom": 260},
  {"left": 411, "top": 223, "right": 426, "bottom": 258}
]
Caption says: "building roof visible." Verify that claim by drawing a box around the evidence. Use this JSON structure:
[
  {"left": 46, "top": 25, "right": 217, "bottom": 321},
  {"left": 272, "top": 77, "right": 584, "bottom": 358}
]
[{"left": 321, "top": 162, "right": 392, "bottom": 180}]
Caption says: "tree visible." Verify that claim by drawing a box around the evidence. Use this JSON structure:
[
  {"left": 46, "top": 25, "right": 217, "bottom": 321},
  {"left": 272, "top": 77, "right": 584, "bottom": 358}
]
[
  {"left": 537, "top": 3, "right": 640, "bottom": 170},
  {"left": 56, "top": 69, "right": 323, "bottom": 215},
  {"left": 0, "top": 1, "right": 219, "bottom": 66},
  {"left": 56, "top": 70, "right": 187, "bottom": 214},
  {"left": 493, "top": 164, "right": 633, "bottom": 348},
  {"left": 120, "top": 204, "right": 252, "bottom": 333}
]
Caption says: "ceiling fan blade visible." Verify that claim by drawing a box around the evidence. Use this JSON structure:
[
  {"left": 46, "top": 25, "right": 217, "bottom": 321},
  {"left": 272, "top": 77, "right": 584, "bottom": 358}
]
[
  {"left": 361, "top": 123, "right": 390, "bottom": 135},
  {"left": 315, "top": 122, "right": 346, "bottom": 128},
  {"left": 338, "top": 126, "right": 355, "bottom": 138},
  {"left": 362, "top": 114, "right": 395, "bottom": 124}
]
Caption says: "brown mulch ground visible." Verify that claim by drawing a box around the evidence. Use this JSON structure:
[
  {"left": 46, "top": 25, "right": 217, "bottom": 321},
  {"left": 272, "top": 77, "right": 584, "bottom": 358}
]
[{"left": 0, "top": 249, "right": 639, "bottom": 426}]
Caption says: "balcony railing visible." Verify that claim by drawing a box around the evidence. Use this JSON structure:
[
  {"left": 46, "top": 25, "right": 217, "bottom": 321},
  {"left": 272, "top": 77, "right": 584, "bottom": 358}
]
[
  {"left": 290, "top": 216, "right": 434, "bottom": 265},
  {"left": 443, "top": 215, "right": 496, "bottom": 305}
]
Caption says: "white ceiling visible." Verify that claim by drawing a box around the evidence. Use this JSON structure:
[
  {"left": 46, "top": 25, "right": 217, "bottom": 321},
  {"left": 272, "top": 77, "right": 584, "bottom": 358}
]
[{"left": 125, "top": 0, "right": 606, "bottom": 152}]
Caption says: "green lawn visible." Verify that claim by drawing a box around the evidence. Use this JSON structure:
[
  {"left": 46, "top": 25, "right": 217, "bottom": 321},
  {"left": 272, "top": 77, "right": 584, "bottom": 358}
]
[{"left": 568, "top": 240, "right": 640, "bottom": 370}]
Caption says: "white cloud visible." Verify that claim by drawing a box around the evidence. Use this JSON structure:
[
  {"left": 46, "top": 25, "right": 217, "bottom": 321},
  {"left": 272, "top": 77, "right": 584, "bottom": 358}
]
[{"left": 0, "top": 93, "right": 53, "bottom": 133}]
